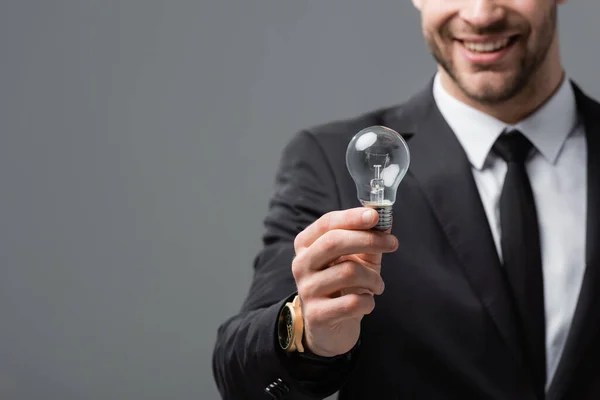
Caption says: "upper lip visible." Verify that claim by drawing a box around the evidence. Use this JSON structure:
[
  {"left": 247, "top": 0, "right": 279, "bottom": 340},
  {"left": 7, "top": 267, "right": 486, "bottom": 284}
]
[{"left": 455, "top": 35, "right": 518, "bottom": 42}]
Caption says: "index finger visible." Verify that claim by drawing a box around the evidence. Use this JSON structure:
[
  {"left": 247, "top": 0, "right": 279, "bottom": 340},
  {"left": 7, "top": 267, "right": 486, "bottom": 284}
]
[{"left": 295, "top": 207, "right": 379, "bottom": 249}]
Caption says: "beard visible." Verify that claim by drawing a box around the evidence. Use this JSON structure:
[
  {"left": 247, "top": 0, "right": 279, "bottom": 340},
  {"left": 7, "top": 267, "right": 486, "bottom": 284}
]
[{"left": 425, "top": 6, "right": 557, "bottom": 105}]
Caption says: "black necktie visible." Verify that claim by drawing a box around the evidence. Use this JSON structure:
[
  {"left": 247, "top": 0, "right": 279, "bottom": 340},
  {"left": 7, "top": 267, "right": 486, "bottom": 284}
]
[{"left": 493, "top": 131, "right": 546, "bottom": 396}]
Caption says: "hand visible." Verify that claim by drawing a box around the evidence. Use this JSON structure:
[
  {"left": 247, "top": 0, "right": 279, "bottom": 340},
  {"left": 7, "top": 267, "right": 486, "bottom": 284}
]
[{"left": 291, "top": 207, "right": 398, "bottom": 357}]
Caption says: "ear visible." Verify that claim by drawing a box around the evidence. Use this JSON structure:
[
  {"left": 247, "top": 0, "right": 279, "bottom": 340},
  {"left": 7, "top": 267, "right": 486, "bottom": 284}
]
[{"left": 411, "top": 0, "right": 422, "bottom": 10}]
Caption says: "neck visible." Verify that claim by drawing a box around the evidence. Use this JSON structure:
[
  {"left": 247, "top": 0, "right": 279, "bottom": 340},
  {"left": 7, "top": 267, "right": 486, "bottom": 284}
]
[{"left": 439, "top": 39, "right": 565, "bottom": 125}]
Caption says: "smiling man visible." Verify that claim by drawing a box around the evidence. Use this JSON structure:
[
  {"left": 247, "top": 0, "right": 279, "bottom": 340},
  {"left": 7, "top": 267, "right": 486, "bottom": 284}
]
[
  {"left": 422, "top": 0, "right": 564, "bottom": 121},
  {"left": 213, "top": 1, "right": 600, "bottom": 399}
]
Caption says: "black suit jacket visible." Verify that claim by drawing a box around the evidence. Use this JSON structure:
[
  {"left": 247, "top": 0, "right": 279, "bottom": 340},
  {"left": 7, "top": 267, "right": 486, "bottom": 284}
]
[{"left": 212, "top": 80, "right": 600, "bottom": 399}]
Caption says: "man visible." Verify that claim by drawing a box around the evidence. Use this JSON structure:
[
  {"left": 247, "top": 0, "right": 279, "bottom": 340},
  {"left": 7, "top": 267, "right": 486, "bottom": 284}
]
[{"left": 213, "top": 0, "right": 600, "bottom": 398}]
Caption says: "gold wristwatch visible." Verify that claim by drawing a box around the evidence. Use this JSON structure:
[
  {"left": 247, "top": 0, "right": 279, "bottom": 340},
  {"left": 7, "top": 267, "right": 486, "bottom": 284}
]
[{"left": 277, "top": 295, "right": 305, "bottom": 353}]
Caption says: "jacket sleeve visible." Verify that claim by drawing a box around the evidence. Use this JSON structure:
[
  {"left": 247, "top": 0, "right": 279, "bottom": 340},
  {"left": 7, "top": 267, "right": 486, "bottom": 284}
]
[{"left": 212, "top": 130, "right": 359, "bottom": 399}]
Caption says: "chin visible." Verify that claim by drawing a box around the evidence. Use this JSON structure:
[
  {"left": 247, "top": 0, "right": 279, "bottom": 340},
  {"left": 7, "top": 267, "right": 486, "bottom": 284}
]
[{"left": 456, "top": 70, "right": 522, "bottom": 104}]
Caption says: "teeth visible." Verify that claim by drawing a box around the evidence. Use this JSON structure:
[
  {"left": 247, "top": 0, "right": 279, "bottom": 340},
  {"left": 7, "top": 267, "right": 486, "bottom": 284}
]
[{"left": 463, "top": 38, "right": 510, "bottom": 53}]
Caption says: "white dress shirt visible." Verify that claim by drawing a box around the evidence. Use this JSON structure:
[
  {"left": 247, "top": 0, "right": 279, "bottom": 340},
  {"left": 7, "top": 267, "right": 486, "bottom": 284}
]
[{"left": 432, "top": 73, "right": 588, "bottom": 388}]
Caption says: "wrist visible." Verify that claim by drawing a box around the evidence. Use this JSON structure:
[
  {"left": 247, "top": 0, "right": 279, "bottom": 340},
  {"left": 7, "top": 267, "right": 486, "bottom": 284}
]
[
  {"left": 301, "top": 332, "right": 345, "bottom": 359},
  {"left": 299, "top": 326, "right": 360, "bottom": 365}
]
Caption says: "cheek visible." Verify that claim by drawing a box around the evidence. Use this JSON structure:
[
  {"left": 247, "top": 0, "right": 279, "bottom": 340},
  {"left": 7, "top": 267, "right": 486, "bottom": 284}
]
[
  {"left": 420, "top": 1, "right": 456, "bottom": 25},
  {"left": 526, "top": 13, "right": 555, "bottom": 49},
  {"left": 514, "top": 3, "right": 553, "bottom": 34},
  {"left": 514, "top": 3, "right": 540, "bottom": 18},
  {"left": 423, "top": 20, "right": 453, "bottom": 53},
  {"left": 421, "top": 5, "right": 457, "bottom": 42}
]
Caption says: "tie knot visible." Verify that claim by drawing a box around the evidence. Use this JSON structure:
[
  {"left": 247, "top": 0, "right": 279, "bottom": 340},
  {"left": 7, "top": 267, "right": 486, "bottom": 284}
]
[{"left": 493, "top": 130, "right": 534, "bottom": 163}]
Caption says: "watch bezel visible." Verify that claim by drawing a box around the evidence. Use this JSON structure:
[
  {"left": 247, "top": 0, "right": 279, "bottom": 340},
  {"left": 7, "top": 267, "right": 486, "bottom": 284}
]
[{"left": 278, "top": 303, "right": 295, "bottom": 351}]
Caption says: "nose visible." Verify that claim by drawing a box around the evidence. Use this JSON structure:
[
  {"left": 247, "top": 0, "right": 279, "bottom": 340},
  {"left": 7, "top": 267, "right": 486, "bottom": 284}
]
[{"left": 459, "top": 0, "right": 506, "bottom": 28}]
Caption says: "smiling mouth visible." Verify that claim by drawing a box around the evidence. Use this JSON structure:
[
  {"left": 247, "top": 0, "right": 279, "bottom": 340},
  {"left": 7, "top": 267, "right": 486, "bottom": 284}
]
[{"left": 457, "top": 36, "right": 520, "bottom": 53}]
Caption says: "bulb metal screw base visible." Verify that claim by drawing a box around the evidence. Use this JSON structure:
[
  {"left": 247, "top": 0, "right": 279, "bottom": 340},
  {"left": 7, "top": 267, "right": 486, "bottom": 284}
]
[{"left": 371, "top": 205, "right": 392, "bottom": 231}]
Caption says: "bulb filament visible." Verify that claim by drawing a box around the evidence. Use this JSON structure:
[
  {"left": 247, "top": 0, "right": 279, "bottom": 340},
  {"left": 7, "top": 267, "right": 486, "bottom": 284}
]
[{"left": 370, "top": 164, "right": 384, "bottom": 204}]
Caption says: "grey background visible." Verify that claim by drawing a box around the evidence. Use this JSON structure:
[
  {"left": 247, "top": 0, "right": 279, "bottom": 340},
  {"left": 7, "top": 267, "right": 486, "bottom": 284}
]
[{"left": 0, "top": 1, "right": 596, "bottom": 399}]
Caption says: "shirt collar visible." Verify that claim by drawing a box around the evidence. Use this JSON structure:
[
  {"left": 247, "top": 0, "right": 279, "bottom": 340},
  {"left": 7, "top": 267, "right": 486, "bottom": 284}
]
[{"left": 432, "top": 72, "right": 579, "bottom": 170}]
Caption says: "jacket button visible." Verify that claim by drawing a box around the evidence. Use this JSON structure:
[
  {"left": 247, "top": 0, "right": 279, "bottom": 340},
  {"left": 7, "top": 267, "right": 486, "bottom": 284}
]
[
  {"left": 264, "top": 385, "right": 278, "bottom": 399},
  {"left": 264, "top": 378, "right": 289, "bottom": 399}
]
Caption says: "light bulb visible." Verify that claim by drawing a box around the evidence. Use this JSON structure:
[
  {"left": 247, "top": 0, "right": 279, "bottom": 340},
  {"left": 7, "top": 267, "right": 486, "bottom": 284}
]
[{"left": 345, "top": 125, "right": 410, "bottom": 231}]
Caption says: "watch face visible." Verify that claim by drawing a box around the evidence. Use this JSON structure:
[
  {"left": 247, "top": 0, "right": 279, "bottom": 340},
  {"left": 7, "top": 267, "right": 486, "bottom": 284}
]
[{"left": 278, "top": 306, "right": 293, "bottom": 350}]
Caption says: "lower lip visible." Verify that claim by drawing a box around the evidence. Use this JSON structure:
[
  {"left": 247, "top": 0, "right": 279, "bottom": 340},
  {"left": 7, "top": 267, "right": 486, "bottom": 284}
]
[{"left": 457, "top": 38, "right": 516, "bottom": 65}]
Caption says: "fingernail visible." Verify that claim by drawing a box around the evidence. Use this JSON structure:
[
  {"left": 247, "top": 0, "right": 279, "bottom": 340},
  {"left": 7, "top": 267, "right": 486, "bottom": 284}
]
[{"left": 363, "top": 209, "right": 375, "bottom": 224}]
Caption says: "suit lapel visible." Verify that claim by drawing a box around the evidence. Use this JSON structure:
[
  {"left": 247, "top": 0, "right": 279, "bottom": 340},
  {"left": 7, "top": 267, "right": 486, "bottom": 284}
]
[
  {"left": 381, "top": 85, "right": 528, "bottom": 376},
  {"left": 546, "top": 83, "right": 600, "bottom": 400}
]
